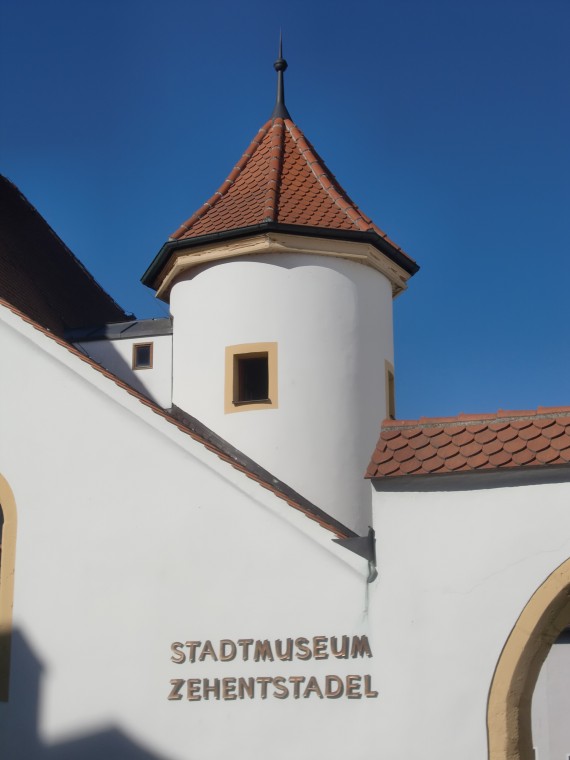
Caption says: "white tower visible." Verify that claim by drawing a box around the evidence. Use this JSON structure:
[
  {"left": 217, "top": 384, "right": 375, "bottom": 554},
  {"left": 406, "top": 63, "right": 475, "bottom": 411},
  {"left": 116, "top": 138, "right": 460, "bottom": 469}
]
[{"left": 142, "top": 49, "right": 418, "bottom": 534}]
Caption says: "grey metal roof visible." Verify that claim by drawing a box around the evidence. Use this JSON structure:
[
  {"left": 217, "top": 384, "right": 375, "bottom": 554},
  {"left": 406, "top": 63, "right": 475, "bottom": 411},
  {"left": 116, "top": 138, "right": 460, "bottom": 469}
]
[{"left": 66, "top": 317, "right": 172, "bottom": 342}]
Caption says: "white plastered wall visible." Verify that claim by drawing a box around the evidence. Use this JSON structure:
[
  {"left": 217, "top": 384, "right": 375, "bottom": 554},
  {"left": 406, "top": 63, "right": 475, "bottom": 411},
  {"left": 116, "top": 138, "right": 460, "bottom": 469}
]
[
  {"left": 5, "top": 304, "right": 570, "bottom": 760},
  {"left": 370, "top": 478, "right": 570, "bottom": 760},
  {"left": 0, "top": 305, "right": 379, "bottom": 760},
  {"left": 75, "top": 334, "right": 172, "bottom": 408},
  {"left": 170, "top": 253, "right": 395, "bottom": 535}
]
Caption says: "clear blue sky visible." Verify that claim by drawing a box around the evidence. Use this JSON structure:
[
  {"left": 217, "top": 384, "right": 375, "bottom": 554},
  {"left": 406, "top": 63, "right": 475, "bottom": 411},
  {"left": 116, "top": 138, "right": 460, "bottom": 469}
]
[{"left": 1, "top": 0, "right": 569, "bottom": 420}]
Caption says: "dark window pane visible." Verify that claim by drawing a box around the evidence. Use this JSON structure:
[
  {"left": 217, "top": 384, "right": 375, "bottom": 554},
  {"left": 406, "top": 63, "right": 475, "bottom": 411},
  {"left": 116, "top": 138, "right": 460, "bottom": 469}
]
[
  {"left": 134, "top": 344, "right": 152, "bottom": 368},
  {"left": 237, "top": 356, "right": 268, "bottom": 402}
]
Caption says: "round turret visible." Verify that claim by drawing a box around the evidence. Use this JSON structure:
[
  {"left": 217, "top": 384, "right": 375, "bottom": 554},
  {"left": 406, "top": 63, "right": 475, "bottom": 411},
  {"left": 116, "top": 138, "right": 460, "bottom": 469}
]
[{"left": 142, "top": 53, "right": 418, "bottom": 533}]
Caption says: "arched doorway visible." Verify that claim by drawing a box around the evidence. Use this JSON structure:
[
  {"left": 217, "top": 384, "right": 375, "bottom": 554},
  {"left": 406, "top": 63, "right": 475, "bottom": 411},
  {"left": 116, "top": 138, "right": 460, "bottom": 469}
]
[{"left": 487, "top": 557, "right": 570, "bottom": 760}]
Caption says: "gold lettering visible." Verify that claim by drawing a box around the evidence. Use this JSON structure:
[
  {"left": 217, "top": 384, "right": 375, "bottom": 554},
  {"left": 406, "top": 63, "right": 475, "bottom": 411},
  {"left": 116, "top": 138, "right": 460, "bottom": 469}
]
[
  {"left": 275, "top": 638, "right": 293, "bottom": 661},
  {"left": 288, "top": 676, "right": 305, "bottom": 698},
  {"left": 346, "top": 675, "right": 362, "bottom": 699},
  {"left": 331, "top": 635, "right": 349, "bottom": 659},
  {"left": 303, "top": 676, "right": 324, "bottom": 699},
  {"left": 203, "top": 678, "right": 221, "bottom": 700},
  {"left": 364, "top": 675, "right": 378, "bottom": 698},
  {"left": 167, "top": 679, "right": 184, "bottom": 700},
  {"left": 219, "top": 639, "right": 237, "bottom": 662},
  {"left": 238, "top": 677, "right": 255, "bottom": 699},
  {"left": 222, "top": 677, "right": 237, "bottom": 700},
  {"left": 254, "top": 640, "right": 274, "bottom": 662},
  {"left": 273, "top": 676, "right": 289, "bottom": 699},
  {"left": 237, "top": 639, "right": 254, "bottom": 661},
  {"left": 185, "top": 641, "right": 201, "bottom": 663},
  {"left": 350, "top": 635, "right": 372, "bottom": 659},
  {"left": 170, "top": 642, "right": 185, "bottom": 664},
  {"left": 325, "top": 675, "right": 344, "bottom": 699},
  {"left": 313, "top": 636, "right": 328, "bottom": 659},
  {"left": 187, "top": 678, "right": 202, "bottom": 701},
  {"left": 199, "top": 640, "right": 218, "bottom": 662},
  {"left": 256, "top": 676, "right": 272, "bottom": 699},
  {"left": 295, "top": 637, "right": 312, "bottom": 660}
]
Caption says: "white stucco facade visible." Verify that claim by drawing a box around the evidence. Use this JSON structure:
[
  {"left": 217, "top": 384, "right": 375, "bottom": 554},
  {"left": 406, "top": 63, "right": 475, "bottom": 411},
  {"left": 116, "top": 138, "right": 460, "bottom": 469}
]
[
  {"left": 3, "top": 298, "right": 570, "bottom": 760},
  {"left": 0, "top": 303, "right": 374, "bottom": 760},
  {"left": 371, "top": 475, "right": 570, "bottom": 760},
  {"left": 170, "top": 251, "right": 395, "bottom": 534},
  {"left": 74, "top": 331, "right": 173, "bottom": 408}
]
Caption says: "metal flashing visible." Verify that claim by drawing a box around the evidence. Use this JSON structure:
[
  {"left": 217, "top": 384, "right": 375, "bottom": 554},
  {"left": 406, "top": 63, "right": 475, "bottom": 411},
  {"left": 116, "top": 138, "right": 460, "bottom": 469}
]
[
  {"left": 66, "top": 317, "right": 173, "bottom": 342},
  {"left": 141, "top": 222, "right": 419, "bottom": 291}
]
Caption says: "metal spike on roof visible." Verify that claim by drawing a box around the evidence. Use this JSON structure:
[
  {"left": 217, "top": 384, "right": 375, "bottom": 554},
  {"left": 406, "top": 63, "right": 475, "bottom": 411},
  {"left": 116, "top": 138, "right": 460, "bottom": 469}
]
[{"left": 271, "top": 32, "right": 291, "bottom": 120}]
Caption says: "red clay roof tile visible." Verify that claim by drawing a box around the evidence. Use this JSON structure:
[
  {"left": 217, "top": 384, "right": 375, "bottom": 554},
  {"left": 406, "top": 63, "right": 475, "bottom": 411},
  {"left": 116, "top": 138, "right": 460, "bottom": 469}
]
[
  {"left": 497, "top": 427, "right": 519, "bottom": 443},
  {"left": 446, "top": 453, "right": 468, "bottom": 471},
  {"left": 431, "top": 432, "right": 452, "bottom": 449},
  {"left": 543, "top": 423, "right": 566, "bottom": 440},
  {"left": 512, "top": 449, "right": 535, "bottom": 466},
  {"left": 552, "top": 433, "right": 570, "bottom": 452},
  {"left": 438, "top": 442, "right": 459, "bottom": 459},
  {"left": 527, "top": 436, "right": 550, "bottom": 453},
  {"left": 536, "top": 449, "right": 562, "bottom": 464},
  {"left": 167, "top": 117, "right": 415, "bottom": 268},
  {"left": 474, "top": 429, "right": 496, "bottom": 445},
  {"left": 466, "top": 452, "right": 490, "bottom": 469},
  {"left": 503, "top": 438, "right": 527, "bottom": 455},
  {"left": 461, "top": 441, "right": 483, "bottom": 458},
  {"left": 488, "top": 450, "right": 513, "bottom": 467},
  {"left": 367, "top": 407, "right": 570, "bottom": 480},
  {"left": 416, "top": 444, "right": 439, "bottom": 462},
  {"left": 408, "top": 434, "right": 431, "bottom": 451},
  {"left": 518, "top": 425, "right": 541, "bottom": 441}
]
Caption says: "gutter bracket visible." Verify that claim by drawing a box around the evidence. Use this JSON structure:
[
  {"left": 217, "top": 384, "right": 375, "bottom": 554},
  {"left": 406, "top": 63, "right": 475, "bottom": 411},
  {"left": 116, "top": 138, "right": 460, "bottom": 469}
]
[{"left": 333, "top": 527, "right": 377, "bottom": 583}]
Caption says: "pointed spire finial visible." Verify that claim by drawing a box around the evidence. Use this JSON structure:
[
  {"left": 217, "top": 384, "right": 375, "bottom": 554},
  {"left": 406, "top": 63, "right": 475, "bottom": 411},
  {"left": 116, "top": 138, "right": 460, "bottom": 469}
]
[{"left": 271, "top": 32, "right": 291, "bottom": 120}]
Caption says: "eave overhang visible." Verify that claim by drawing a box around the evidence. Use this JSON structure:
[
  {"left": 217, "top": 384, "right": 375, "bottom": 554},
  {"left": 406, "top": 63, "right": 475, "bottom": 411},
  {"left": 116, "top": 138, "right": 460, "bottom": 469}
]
[{"left": 142, "top": 222, "right": 419, "bottom": 302}]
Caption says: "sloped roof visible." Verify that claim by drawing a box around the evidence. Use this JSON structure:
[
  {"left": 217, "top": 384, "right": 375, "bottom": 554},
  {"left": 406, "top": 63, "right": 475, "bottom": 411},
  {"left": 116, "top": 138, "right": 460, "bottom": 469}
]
[
  {"left": 366, "top": 408, "right": 570, "bottom": 479},
  {"left": 142, "top": 113, "right": 418, "bottom": 291},
  {"left": 0, "top": 175, "right": 130, "bottom": 336},
  {"left": 170, "top": 117, "right": 410, "bottom": 258},
  {"left": 0, "top": 295, "right": 354, "bottom": 540}
]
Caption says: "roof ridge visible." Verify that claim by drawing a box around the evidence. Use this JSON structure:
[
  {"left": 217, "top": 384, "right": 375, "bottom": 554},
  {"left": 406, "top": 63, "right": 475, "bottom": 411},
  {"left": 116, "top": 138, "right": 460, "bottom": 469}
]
[
  {"left": 382, "top": 407, "right": 570, "bottom": 430},
  {"left": 170, "top": 121, "right": 273, "bottom": 240},
  {"left": 284, "top": 119, "right": 371, "bottom": 232},
  {"left": 261, "top": 118, "right": 285, "bottom": 222}
]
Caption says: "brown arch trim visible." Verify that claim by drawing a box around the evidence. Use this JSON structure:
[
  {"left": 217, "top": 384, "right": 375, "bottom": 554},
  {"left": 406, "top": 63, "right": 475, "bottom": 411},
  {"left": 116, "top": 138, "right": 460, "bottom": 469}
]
[
  {"left": 487, "top": 557, "right": 570, "bottom": 760},
  {"left": 0, "top": 474, "right": 17, "bottom": 701}
]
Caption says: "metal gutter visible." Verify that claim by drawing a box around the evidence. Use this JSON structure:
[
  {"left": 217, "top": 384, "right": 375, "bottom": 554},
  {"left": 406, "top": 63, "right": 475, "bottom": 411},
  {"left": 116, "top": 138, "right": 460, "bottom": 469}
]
[{"left": 141, "top": 221, "right": 419, "bottom": 290}]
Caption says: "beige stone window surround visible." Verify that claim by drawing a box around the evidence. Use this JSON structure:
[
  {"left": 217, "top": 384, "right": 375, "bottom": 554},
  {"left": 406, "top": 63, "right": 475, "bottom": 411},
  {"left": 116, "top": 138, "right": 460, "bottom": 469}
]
[
  {"left": 132, "top": 342, "right": 153, "bottom": 370},
  {"left": 225, "top": 342, "right": 278, "bottom": 414}
]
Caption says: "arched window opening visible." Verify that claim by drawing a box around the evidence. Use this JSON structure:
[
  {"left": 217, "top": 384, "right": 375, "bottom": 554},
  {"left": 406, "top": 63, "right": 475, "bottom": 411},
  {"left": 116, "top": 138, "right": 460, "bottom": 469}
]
[{"left": 487, "top": 558, "right": 570, "bottom": 760}]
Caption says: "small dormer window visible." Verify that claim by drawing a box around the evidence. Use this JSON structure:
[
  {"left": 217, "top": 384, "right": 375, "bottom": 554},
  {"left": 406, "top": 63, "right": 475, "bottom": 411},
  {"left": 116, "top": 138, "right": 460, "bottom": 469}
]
[
  {"left": 133, "top": 342, "right": 153, "bottom": 370},
  {"left": 225, "top": 343, "right": 278, "bottom": 413}
]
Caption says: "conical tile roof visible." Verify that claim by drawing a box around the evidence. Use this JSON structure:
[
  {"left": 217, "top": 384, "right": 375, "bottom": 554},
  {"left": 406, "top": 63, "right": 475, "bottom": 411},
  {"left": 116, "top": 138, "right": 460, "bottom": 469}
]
[
  {"left": 142, "top": 53, "right": 418, "bottom": 294},
  {"left": 169, "top": 116, "right": 410, "bottom": 264}
]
